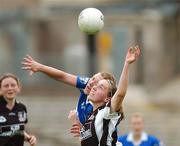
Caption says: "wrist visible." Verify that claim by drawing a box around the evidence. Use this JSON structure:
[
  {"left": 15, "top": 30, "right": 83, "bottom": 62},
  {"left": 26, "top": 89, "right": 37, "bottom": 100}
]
[
  {"left": 24, "top": 133, "right": 31, "bottom": 142},
  {"left": 24, "top": 135, "right": 30, "bottom": 142},
  {"left": 37, "top": 63, "right": 45, "bottom": 72},
  {"left": 124, "top": 61, "right": 130, "bottom": 66}
]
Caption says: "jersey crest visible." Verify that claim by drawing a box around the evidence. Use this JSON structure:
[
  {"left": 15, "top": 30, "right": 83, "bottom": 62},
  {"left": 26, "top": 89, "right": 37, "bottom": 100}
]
[
  {"left": 80, "top": 121, "right": 93, "bottom": 140},
  {"left": 18, "top": 111, "right": 27, "bottom": 122},
  {"left": 0, "top": 116, "right": 7, "bottom": 123}
]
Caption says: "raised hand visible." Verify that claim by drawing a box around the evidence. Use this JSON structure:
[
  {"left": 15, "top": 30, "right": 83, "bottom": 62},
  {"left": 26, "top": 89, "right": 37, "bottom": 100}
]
[
  {"left": 68, "top": 110, "right": 78, "bottom": 124},
  {"left": 68, "top": 110, "right": 81, "bottom": 138},
  {"left": 21, "top": 55, "right": 41, "bottom": 75},
  {"left": 125, "top": 45, "right": 140, "bottom": 64},
  {"left": 70, "top": 122, "right": 81, "bottom": 138}
]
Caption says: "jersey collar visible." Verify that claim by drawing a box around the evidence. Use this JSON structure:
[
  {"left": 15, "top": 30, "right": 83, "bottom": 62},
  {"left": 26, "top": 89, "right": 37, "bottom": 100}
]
[
  {"left": 93, "top": 104, "right": 105, "bottom": 116},
  {"left": 127, "top": 132, "right": 148, "bottom": 144},
  {"left": 0, "top": 96, "right": 18, "bottom": 110}
]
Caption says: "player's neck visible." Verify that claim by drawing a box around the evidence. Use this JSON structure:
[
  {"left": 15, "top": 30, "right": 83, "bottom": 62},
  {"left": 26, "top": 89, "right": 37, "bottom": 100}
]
[
  {"left": 5, "top": 97, "right": 16, "bottom": 110},
  {"left": 133, "top": 133, "right": 141, "bottom": 141},
  {"left": 93, "top": 102, "right": 105, "bottom": 111}
]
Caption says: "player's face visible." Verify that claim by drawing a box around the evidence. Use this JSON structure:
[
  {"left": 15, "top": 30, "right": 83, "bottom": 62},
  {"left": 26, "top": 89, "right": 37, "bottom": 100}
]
[
  {"left": 130, "top": 117, "right": 144, "bottom": 135},
  {"left": 88, "top": 79, "right": 110, "bottom": 104},
  {"left": 84, "top": 73, "right": 103, "bottom": 94},
  {"left": 0, "top": 77, "right": 20, "bottom": 100}
]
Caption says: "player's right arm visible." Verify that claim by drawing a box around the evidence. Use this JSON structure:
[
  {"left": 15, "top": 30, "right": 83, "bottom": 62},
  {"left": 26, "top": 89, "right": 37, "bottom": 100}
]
[
  {"left": 111, "top": 46, "right": 140, "bottom": 113},
  {"left": 22, "top": 55, "right": 77, "bottom": 86}
]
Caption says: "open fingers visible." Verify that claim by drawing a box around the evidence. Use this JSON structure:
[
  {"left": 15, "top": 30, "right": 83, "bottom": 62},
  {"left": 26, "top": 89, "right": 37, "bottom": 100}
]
[
  {"left": 128, "top": 47, "right": 133, "bottom": 53},
  {"left": 70, "top": 129, "right": 80, "bottom": 133},
  {"left": 22, "top": 66, "right": 32, "bottom": 70},
  {"left": 70, "top": 123, "right": 80, "bottom": 134},
  {"left": 70, "top": 124, "right": 80, "bottom": 130},
  {"left": 21, "top": 62, "right": 31, "bottom": 66},
  {"left": 70, "top": 126, "right": 80, "bottom": 131},
  {"left": 70, "top": 129, "right": 80, "bottom": 135},
  {"left": 134, "top": 45, "right": 141, "bottom": 58},
  {"left": 72, "top": 122, "right": 80, "bottom": 127},
  {"left": 26, "top": 54, "right": 33, "bottom": 61},
  {"left": 22, "top": 57, "right": 32, "bottom": 63}
]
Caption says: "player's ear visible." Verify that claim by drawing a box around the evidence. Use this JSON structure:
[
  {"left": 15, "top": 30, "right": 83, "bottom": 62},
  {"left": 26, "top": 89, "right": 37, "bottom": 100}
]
[
  {"left": 17, "top": 84, "right": 22, "bottom": 93},
  {"left": 104, "top": 96, "right": 111, "bottom": 103}
]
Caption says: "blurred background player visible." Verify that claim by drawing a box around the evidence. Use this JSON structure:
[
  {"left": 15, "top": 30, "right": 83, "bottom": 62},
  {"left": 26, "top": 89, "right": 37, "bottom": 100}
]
[
  {"left": 0, "top": 73, "right": 36, "bottom": 146},
  {"left": 117, "top": 112, "right": 163, "bottom": 146},
  {"left": 21, "top": 55, "right": 116, "bottom": 124}
]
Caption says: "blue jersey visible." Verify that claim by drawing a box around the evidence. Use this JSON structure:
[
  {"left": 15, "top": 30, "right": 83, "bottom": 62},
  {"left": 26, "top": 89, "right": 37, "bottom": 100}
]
[
  {"left": 118, "top": 132, "right": 162, "bottom": 146},
  {"left": 76, "top": 76, "right": 93, "bottom": 125}
]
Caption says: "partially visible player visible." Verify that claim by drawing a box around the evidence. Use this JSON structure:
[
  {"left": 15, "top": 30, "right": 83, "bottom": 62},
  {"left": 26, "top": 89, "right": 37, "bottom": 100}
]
[
  {"left": 117, "top": 112, "right": 163, "bottom": 146},
  {"left": 0, "top": 73, "right": 36, "bottom": 146},
  {"left": 21, "top": 56, "right": 116, "bottom": 124}
]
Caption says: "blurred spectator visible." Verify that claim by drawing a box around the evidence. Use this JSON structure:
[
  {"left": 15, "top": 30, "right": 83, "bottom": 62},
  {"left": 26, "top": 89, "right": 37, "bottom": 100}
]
[{"left": 117, "top": 112, "right": 163, "bottom": 146}]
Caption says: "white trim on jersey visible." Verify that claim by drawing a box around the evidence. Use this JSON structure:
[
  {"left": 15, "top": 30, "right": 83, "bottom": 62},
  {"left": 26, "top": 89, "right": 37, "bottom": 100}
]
[{"left": 127, "top": 131, "right": 148, "bottom": 145}]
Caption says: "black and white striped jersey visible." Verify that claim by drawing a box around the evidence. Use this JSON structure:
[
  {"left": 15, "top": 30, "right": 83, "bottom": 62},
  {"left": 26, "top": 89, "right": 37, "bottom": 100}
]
[
  {"left": 0, "top": 96, "right": 28, "bottom": 146},
  {"left": 80, "top": 102, "right": 121, "bottom": 146}
]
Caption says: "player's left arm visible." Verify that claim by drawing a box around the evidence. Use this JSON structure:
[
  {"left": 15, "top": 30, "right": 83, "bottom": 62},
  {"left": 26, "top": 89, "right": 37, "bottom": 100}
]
[{"left": 111, "top": 46, "right": 140, "bottom": 113}]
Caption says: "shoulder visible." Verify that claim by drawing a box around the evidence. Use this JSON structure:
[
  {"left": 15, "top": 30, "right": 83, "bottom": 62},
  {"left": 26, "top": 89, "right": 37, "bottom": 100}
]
[
  {"left": 0, "top": 96, "right": 6, "bottom": 105},
  {"left": 77, "top": 76, "right": 89, "bottom": 83},
  {"left": 118, "top": 134, "right": 128, "bottom": 142},
  {"left": 16, "top": 101, "right": 27, "bottom": 111},
  {"left": 98, "top": 102, "right": 120, "bottom": 119},
  {"left": 148, "top": 134, "right": 161, "bottom": 144},
  {"left": 76, "top": 76, "right": 89, "bottom": 89}
]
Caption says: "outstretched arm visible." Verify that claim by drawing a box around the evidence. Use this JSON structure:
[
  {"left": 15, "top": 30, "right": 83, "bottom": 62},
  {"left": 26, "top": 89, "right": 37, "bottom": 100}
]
[
  {"left": 111, "top": 46, "right": 140, "bottom": 112},
  {"left": 22, "top": 55, "right": 77, "bottom": 87}
]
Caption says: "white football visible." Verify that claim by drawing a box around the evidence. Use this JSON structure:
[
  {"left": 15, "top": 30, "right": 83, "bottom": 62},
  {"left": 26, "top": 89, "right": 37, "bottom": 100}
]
[{"left": 78, "top": 8, "right": 104, "bottom": 34}]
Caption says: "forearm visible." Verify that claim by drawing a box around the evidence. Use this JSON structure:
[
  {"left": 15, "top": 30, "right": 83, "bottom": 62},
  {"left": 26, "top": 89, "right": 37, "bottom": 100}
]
[
  {"left": 24, "top": 131, "right": 30, "bottom": 141},
  {"left": 117, "top": 62, "right": 129, "bottom": 98},
  {"left": 38, "top": 64, "right": 77, "bottom": 86},
  {"left": 111, "top": 62, "right": 129, "bottom": 112}
]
